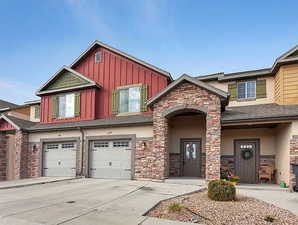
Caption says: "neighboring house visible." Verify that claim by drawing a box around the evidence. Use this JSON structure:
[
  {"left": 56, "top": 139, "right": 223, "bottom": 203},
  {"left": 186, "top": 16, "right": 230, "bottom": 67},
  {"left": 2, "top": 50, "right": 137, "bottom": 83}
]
[{"left": 0, "top": 41, "right": 298, "bottom": 189}]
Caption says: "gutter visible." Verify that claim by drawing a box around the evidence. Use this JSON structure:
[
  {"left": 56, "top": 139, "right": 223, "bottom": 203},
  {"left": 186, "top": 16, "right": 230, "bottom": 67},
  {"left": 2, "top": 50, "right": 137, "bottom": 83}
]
[{"left": 222, "top": 115, "right": 298, "bottom": 125}]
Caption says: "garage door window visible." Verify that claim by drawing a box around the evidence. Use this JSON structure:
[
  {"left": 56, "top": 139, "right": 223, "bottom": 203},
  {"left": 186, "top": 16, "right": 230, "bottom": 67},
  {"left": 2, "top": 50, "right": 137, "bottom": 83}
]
[
  {"left": 62, "top": 143, "right": 75, "bottom": 149},
  {"left": 46, "top": 144, "right": 59, "bottom": 149},
  {"left": 113, "top": 141, "right": 129, "bottom": 147},
  {"left": 93, "top": 141, "right": 109, "bottom": 148}
]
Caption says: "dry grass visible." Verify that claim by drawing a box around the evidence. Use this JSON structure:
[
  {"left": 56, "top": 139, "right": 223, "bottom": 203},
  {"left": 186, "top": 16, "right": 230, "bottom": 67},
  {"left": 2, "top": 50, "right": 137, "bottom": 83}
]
[{"left": 147, "top": 190, "right": 298, "bottom": 225}]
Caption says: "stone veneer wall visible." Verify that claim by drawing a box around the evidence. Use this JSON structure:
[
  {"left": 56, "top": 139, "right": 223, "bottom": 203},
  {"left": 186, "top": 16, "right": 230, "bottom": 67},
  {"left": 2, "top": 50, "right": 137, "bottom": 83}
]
[
  {"left": 290, "top": 135, "right": 298, "bottom": 188},
  {"left": 0, "top": 133, "right": 8, "bottom": 180},
  {"left": 27, "top": 142, "right": 41, "bottom": 178},
  {"left": 134, "top": 138, "right": 153, "bottom": 179},
  {"left": 152, "top": 81, "right": 222, "bottom": 180}
]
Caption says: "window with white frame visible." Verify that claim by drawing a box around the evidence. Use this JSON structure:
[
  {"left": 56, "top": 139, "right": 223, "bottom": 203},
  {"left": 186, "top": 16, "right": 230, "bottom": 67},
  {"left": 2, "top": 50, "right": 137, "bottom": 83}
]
[
  {"left": 58, "top": 93, "right": 75, "bottom": 118},
  {"left": 237, "top": 81, "right": 256, "bottom": 99},
  {"left": 119, "top": 86, "right": 141, "bottom": 113}
]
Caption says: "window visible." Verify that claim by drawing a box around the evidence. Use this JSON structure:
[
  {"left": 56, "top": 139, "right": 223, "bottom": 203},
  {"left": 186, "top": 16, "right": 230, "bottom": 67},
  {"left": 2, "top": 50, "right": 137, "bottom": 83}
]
[
  {"left": 95, "top": 52, "right": 102, "bottom": 63},
  {"left": 34, "top": 105, "right": 40, "bottom": 119},
  {"left": 58, "top": 93, "right": 75, "bottom": 118},
  {"left": 62, "top": 143, "right": 75, "bottom": 149},
  {"left": 93, "top": 141, "right": 109, "bottom": 148},
  {"left": 46, "top": 144, "right": 59, "bottom": 149},
  {"left": 237, "top": 81, "right": 256, "bottom": 99},
  {"left": 119, "top": 87, "right": 141, "bottom": 113},
  {"left": 113, "top": 141, "right": 129, "bottom": 147}
]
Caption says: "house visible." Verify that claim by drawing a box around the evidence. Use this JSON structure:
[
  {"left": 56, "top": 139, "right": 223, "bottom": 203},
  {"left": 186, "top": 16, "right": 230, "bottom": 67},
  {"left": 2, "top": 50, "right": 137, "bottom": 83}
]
[{"left": 1, "top": 41, "right": 298, "bottom": 189}]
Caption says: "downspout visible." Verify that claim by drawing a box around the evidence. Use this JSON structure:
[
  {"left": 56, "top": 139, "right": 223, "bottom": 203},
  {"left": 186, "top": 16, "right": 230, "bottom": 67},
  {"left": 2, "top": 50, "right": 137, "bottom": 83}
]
[{"left": 79, "top": 128, "right": 85, "bottom": 177}]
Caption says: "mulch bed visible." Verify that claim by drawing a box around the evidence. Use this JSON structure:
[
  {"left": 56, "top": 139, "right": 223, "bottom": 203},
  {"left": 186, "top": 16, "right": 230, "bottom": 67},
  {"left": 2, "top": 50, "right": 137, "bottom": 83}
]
[{"left": 146, "top": 190, "right": 298, "bottom": 225}]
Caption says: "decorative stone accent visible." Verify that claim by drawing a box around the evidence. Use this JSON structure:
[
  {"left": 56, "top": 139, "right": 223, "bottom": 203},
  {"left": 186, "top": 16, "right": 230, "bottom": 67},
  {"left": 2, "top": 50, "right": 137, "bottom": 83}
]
[
  {"left": 27, "top": 143, "right": 41, "bottom": 178},
  {"left": 169, "top": 153, "right": 181, "bottom": 176},
  {"left": 0, "top": 133, "right": 8, "bottom": 181},
  {"left": 134, "top": 138, "right": 153, "bottom": 178},
  {"left": 152, "top": 81, "right": 222, "bottom": 180},
  {"left": 15, "top": 131, "right": 29, "bottom": 179},
  {"left": 290, "top": 136, "right": 298, "bottom": 188}
]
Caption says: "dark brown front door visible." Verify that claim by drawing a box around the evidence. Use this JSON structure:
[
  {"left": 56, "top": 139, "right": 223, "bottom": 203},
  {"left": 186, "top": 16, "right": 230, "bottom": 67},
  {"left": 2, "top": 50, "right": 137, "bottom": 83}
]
[
  {"left": 235, "top": 139, "right": 259, "bottom": 183},
  {"left": 181, "top": 139, "right": 201, "bottom": 177}
]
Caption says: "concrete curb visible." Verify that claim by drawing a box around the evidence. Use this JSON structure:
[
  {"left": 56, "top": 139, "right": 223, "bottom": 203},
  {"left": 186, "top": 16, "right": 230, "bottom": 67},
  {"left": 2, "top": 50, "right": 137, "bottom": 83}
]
[{"left": 0, "top": 177, "right": 81, "bottom": 190}]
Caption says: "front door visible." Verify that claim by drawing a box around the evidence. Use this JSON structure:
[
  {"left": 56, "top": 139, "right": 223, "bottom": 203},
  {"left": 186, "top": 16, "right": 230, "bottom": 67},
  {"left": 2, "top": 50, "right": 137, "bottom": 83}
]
[
  {"left": 181, "top": 139, "right": 201, "bottom": 177},
  {"left": 235, "top": 139, "right": 259, "bottom": 183}
]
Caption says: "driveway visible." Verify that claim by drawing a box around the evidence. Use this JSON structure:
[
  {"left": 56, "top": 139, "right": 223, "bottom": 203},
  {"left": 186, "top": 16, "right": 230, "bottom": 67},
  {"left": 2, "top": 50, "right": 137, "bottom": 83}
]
[{"left": 0, "top": 178, "right": 201, "bottom": 225}]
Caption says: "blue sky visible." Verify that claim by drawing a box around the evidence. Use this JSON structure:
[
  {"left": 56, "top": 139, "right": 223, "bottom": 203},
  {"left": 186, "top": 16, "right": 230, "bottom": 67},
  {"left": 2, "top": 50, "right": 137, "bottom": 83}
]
[{"left": 0, "top": 0, "right": 298, "bottom": 104}]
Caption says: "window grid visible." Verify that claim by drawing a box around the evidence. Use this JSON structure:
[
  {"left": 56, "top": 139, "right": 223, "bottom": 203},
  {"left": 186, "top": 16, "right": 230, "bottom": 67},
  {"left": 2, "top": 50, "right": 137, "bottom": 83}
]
[
  {"left": 237, "top": 81, "right": 256, "bottom": 99},
  {"left": 93, "top": 141, "right": 109, "bottom": 148},
  {"left": 62, "top": 143, "right": 75, "bottom": 149},
  {"left": 113, "top": 141, "right": 129, "bottom": 148},
  {"left": 46, "top": 144, "right": 59, "bottom": 149}
]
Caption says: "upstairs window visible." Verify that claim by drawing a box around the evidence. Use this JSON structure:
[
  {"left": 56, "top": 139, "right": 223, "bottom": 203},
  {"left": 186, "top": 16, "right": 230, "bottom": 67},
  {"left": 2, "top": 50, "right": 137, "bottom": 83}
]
[
  {"left": 95, "top": 51, "right": 102, "bottom": 63},
  {"left": 52, "top": 93, "right": 80, "bottom": 119},
  {"left": 237, "top": 81, "right": 256, "bottom": 99},
  {"left": 112, "top": 84, "right": 148, "bottom": 114},
  {"left": 119, "top": 87, "right": 141, "bottom": 113},
  {"left": 34, "top": 105, "right": 40, "bottom": 119}
]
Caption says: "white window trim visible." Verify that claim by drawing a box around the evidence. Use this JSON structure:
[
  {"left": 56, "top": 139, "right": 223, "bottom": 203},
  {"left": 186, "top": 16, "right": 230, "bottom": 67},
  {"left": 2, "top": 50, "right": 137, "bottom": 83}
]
[
  {"left": 57, "top": 93, "right": 75, "bottom": 119},
  {"left": 237, "top": 81, "right": 256, "bottom": 100},
  {"left": 117, "top": 84, "right": 142, "bottom": 114}
]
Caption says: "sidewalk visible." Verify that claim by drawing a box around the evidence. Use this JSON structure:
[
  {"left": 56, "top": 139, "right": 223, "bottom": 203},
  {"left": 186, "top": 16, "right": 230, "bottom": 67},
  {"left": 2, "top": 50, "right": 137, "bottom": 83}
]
[{"left": 0, "top": 177, "right": 78, "bottom": 189}]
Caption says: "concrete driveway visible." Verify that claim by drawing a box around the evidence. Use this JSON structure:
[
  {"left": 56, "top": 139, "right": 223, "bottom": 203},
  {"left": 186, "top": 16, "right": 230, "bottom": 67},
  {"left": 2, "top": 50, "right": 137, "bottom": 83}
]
[{"left": 0, "top": 178, "right": 202, "bottom": 225}]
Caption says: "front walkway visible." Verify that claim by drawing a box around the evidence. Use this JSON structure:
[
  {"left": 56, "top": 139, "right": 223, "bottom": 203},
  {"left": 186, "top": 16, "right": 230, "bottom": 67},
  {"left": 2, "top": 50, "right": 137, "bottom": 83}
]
[
  {"left": 237, "top": 185, "right": 298, "bottom": 216},
  {"left": 0, "top": 178, "right": 201, "bottom": 225}
]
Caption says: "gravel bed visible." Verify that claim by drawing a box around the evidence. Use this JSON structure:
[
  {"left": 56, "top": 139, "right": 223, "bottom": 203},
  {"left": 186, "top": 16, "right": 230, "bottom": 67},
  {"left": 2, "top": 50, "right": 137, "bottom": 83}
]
[{"left": 147, "top": 190, "right": 298, "bottom": 225}]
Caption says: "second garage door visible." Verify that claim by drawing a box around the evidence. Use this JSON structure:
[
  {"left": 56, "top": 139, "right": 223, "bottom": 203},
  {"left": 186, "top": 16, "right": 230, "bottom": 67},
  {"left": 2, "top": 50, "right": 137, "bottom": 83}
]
[
  {"left": 89, "top": 139, "right": 132, "bottom": 179},
  {"left": 43, "top": 142, "right": 77, "bottom": 177}
]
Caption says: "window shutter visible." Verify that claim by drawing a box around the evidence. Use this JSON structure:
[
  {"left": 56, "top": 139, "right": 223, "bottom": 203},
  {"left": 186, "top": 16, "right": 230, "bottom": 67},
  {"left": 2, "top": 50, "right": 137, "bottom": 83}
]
[
  {"left": 112, "top": 89, "right": 119, "bottom": 114},
  {"left": 75, "top": 92, "right": 81, "bottom": 117},
  {"left": 256, "top": 80, "right": 266, "bottom": 99},
  {"left": 228, "top": 83, "right": 237, "bottom": 101},
  {"left": 140, "top": 85, "right": 148, "bottom": 112},
  {"left": 51, "top": 96, "right": 59, "bottom": 119}
]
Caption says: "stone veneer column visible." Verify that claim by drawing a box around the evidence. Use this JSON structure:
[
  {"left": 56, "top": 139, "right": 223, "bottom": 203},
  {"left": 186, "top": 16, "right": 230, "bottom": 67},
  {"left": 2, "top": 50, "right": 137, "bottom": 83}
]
[
  {"left": 14, "top": 131, "right": 29, "bottom": 179},
  {"left": 205, "top": 103, "right": 221, "bottom": 181},
  {"left": 0, "top": 133, "right": 7, "bottom": 181},
  {"left": 290, "top": 135, "right": 298, "bottom": 189},
  {"left": 152, "top": 111, "right": 169, "bottom": 179}
]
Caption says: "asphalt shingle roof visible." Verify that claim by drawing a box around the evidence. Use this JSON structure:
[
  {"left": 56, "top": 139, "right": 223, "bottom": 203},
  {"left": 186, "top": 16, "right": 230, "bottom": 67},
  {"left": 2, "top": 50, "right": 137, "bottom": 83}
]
[
  {"left": 0, "top": 99, "right": 19, "bottom": 110},
  {"left": 5, "top": 115, "right": 37, "bottom": 129},
  {"left": 27, "top": 114, "right": 153, "bottom": 131},
  {"left": 222, "top": 103, "right": 298, "bottom": 123}
]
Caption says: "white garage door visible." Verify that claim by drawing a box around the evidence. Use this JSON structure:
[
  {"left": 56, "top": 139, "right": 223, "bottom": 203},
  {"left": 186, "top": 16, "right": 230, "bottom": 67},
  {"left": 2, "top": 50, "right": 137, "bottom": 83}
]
[
  {"left": 43, "top": 142, "right": 77, "bottom": 177},
  {"left": 89, "top": 140, "right": 132, "bottom": 179}
]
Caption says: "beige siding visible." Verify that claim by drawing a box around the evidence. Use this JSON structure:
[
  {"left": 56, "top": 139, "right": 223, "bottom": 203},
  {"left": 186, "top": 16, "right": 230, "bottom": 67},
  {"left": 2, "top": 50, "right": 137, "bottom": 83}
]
[
  {"left": 221, "top": 128, "right": 276, "bottom": 155},
  {"left": 169, "top": 115, "right": 206, "bottom": 154},
  {"left": 206, "top": 76, "right": 275, "bottom": 107},
  {"left": 274, "top": 64, "right": 298, "bottom": 105},
  {"left": 275, "top": 123, "right": 291, "bottom": 185}
]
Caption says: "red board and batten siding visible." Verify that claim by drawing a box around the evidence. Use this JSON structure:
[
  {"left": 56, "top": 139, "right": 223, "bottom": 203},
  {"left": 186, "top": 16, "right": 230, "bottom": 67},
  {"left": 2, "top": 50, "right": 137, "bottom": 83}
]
[
  {"left": 73, "top": 46, "right": 169, "bottom": 119},
  {"left": 41, "top": 88, "right": 96, "bottom": 123},
  {"left": 0, "top": 120, "right": 15, "bottom": 131}
]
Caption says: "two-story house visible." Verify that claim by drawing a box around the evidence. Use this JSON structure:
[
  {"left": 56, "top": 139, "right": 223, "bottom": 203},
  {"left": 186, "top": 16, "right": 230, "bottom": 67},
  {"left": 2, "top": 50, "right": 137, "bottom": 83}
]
[{"left": 1, "top": 41, "right": 298, "bottom": 189}]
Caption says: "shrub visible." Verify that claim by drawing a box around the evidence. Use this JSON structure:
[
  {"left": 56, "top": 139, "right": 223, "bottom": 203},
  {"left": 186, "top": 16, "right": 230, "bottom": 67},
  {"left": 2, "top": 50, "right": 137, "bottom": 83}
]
[
  {"left": 168, "top": 202, "right": 183, "bottom": 212},
  {"left": 208, "top": 180, "right": 236, "bottom": 201},
  {"left": 229, "top": 176, "right": 240, "bottom": 182},
  {"left": 264, "top": 216, "right": 275, "bottom": 222}
]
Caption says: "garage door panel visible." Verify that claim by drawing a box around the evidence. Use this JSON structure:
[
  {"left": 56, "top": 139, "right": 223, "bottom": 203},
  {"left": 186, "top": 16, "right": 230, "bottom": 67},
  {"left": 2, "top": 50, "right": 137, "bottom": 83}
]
[
  {"left": 89, "top": 140, "right": 132, "bottom": 179},
  {"left": 43, "top": 142, "right": 76, "bottom": 177}
]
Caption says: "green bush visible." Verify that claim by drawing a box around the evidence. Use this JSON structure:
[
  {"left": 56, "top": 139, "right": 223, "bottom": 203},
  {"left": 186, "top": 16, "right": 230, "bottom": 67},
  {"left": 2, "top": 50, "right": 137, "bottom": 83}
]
[
  {"left": 168, "top": 202, "right": 183, "bottom": 212},
  {"left": 208, "top": 180, "right": 236, "bottom": 201}
]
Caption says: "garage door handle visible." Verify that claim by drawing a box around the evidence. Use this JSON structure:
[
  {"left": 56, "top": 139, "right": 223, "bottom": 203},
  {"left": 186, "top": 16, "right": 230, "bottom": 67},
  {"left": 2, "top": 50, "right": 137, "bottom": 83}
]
[
  {"left": 125, "top": 148, "right": 132, "bottom": 151},
  {"left": 124, "top": 169, "right": 131, "bottom": 171},
  {"left": 90, "top": 168, "right": 96, "bottom": 170},
  {"left": 44, "top": 168, "right": 48, "bottom": 169}
]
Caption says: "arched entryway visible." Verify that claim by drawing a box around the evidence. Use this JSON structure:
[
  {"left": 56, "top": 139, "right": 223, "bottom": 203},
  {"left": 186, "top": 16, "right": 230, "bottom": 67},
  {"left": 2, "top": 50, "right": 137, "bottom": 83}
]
[{"left": 165, "top": 106, "right": 206, "bottom": 178}]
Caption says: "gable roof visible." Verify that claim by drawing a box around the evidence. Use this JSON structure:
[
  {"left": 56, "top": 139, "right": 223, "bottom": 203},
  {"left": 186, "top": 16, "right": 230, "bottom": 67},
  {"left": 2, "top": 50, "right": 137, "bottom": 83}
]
[
  {"left": 0, "top": 114, "right": 36, "bottom": 130},
  {"left": 197, "top": 45, "right": 298, "bottom": 82},
  {"left": 0, "top": 99, "right": 19, "bottom": 111},
  {"left": 36, "top": 66, "right": 101, "bottom": 96},
  {"left": 70, "top": 40, "right": 173, "bottom": 81},
  {"left": 147, "top": 74, "right": 229, "bottom": 106}
]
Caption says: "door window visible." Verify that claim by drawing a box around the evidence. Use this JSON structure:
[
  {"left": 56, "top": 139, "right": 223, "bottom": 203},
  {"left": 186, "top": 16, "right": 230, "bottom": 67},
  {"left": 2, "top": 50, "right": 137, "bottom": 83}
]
[{"left": 185, "top": 143, "right": 197, "bottom": 160}]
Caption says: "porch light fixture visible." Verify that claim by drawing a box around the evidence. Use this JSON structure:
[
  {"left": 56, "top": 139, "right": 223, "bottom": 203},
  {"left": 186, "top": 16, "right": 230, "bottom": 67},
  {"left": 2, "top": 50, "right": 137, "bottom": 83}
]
[
  {"left": 141, "top": 141, "right": 147, "bottom": 150},
  {"left": 32, "top": 144, "right": 37, "bottom": 153}
]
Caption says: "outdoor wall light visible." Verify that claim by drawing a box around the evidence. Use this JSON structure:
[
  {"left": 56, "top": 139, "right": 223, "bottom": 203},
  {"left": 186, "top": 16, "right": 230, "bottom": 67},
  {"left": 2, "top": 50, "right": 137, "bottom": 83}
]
[
  {"left": 32, "top": 144, "right": 37, "bottom": 153},
  {"left": 142, "top": 141, "right": 147, "bottom": 150}
]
